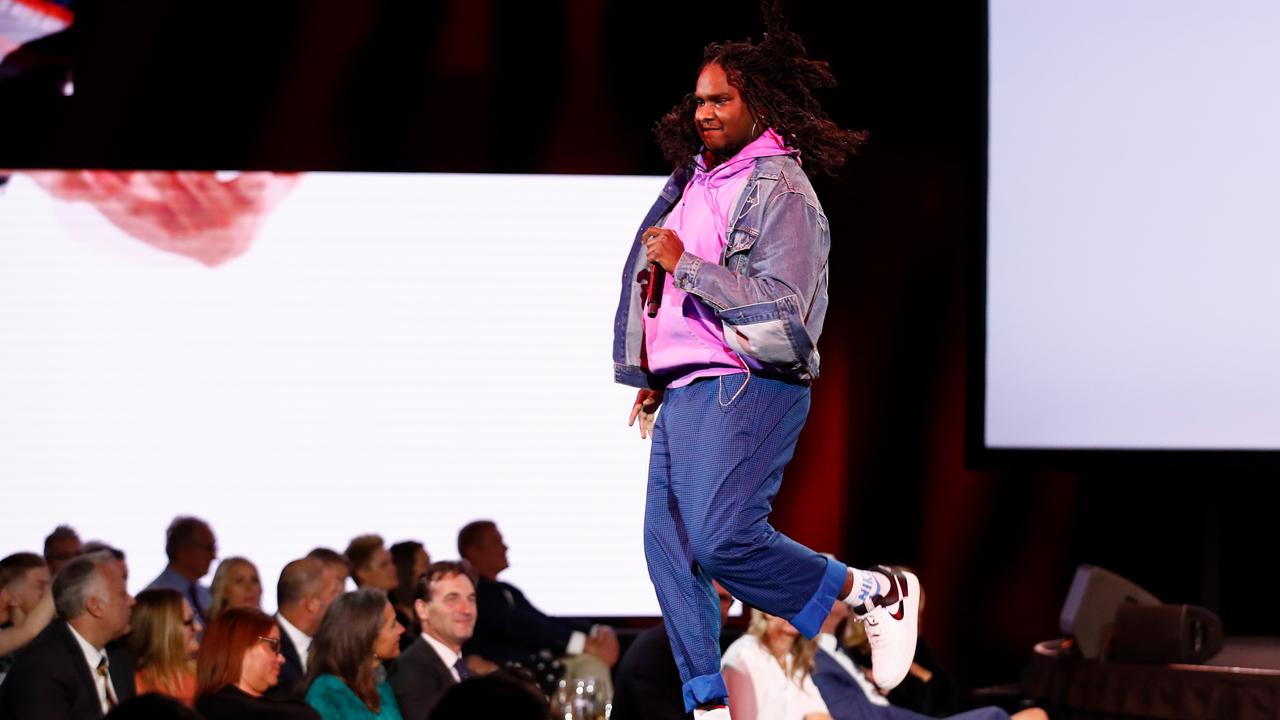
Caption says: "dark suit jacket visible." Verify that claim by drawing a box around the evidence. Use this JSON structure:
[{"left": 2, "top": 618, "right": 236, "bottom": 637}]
[
  {"left": 463, "top": 577, "right": 588, "bottom": 664},
  {"left": 266, "top": 619, "right": 306, "bottom": 700},
  {"left": 0, "top": 620, "right": 136, "bottom": 720},
  {"left": 387, "top": 635, "right": 456, "bottom": 720},
  {"left": 610, "top": 622, "right": 689, "bottom": 720},
  {"left": 811, "top": 648, "right": 1009, "bottom": 720},
  {"left": 196, "top": 685, "right": 321, "bottom": 720}
]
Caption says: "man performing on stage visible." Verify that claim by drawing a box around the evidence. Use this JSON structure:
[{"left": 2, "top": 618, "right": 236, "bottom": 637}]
[{"left": 612, "top": 6, "right": 919, "bottom": 718}]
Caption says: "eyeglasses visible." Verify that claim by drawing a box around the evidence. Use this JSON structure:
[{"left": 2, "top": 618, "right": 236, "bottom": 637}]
[{"left": 257, "top": 636, "right": 281, "bottom": 654}]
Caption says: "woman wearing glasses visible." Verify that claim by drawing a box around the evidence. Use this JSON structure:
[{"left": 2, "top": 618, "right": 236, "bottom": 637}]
[
  {"left": 304, "top": 588, "right": 405, "bottom": 720},
  {"left": 195, "top": 607, "right": 321, "bottom": 719},
  {"left": 128, "top": 589, "right": 202, "bottom": 706}
]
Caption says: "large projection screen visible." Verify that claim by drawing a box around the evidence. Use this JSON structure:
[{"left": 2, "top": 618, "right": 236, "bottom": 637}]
[
  {"left": 0, "top": 170, "right": 664, "bottom": 615},
  {"left": 984, "top": 1, "right": 1280, "bottom": 452}
]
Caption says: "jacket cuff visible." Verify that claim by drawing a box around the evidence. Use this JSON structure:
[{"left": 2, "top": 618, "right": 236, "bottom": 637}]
[{"left": 672, "top": 252, "right": 703, "bottom": 292}]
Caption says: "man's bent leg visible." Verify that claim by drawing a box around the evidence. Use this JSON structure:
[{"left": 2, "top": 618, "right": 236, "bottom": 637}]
[
  {"left": 671, "top": 374, "right": 847, "bottom": 639},
  {"left": 644, "top": 386, "right": 728, "bottom": 712}
]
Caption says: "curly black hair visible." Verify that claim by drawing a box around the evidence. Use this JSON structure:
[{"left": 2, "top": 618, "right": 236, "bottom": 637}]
[{"left": 655, "top": 1, "right": 867, "bottom": 176}]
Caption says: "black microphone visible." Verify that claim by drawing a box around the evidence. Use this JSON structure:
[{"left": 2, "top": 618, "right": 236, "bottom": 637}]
[{"left": 645, "top": 263, "right": 665, "bottom": 317}]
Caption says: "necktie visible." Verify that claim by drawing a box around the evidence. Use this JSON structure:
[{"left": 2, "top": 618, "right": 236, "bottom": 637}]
[
  {"left": 453, "top": 657, "right": 470, "bottom": 681},
  {"left": 96, "top": 657, "right": 118, "bottom": 709}
]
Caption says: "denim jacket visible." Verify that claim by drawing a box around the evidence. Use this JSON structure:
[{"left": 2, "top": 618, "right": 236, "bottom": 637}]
[{"left": 613, "top": 154, "right": 830, "bottom": 389}]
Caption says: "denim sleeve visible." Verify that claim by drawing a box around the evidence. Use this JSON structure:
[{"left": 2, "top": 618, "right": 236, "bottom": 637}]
[{"left": 671, "top": 190, "right": 827, "bottom": 371}]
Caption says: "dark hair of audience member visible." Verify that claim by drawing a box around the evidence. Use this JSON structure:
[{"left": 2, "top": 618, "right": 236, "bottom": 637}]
[
  {"left": 306, "top": 547, "right": 349, "bottom": 580},
  {"left": 44, "top": 525, "right": 82, "bottom": 561},
  {"left": 427, "top": 668, "right": 548, "bottom": 720},
  {"left": 129, "top": 589, "right": 197, "bottom": 700},
  {"left": 342, "top": 535, "right": 384, "bottom": 584},
  {"left": 195, "top": 607, "right": 278, "bottom": 700},
  {"left": 305, "top": 588, "right": 389, "bottom": 713},
  {"left": 0, "top": 552, "right": 46, "bottom": 577},
  {"left": 389, "top": 540, "right": 425, "bottom": 610},
  {"left": 104, "top": 694, "right": 203, "bottom": 720},
  {"left": 165, "top": 516, "right": 211, "bottom": 560},
  {"left": 455, "top": 520, "right": 495, "bottom": 557},
  {"left": 413, "top": 561, "right": 474, "bottom": 603}
]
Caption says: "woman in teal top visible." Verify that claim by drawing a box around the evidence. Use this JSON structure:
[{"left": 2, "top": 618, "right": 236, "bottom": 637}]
[{"left": 305, "top": 588, "right": 406, "bottom": 720}]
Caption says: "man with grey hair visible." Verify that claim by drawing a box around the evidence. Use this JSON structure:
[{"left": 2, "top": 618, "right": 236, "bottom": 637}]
[
  {"left": 143, "top": 516, "right": 217, "bottom": 625},
  {"left": 270, "top": 557, "right": 343, "bottom": 698},
  {"left": 0, "top": 552, "right": 136, "bottom": 719}
]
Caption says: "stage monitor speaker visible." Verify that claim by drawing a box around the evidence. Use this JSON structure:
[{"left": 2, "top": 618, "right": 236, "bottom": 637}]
[
  {"left": 1059, "top": 564, "right": 1161, "bottom": 659},
  {"left": 1110, "top": 603, "right": 1223, "bottom": 664}
]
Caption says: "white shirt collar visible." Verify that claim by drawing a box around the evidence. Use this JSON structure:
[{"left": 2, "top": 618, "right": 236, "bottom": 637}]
[
  {"left": 67, "top": 623, "right": 115, "bottom": 714},
  {"left": 276, "top": 612, "right": 312, "bottom": 673},
  {"left": 421, "top": 632, "right": 462, "bottom": 682}
]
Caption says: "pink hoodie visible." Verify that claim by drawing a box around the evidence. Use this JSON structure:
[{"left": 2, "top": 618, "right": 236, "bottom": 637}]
[{"left": 643, "top": 128, "right": 796, "bottom": 387}]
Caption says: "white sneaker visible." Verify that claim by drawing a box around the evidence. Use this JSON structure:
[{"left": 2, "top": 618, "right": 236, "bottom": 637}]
[
  {"left": 852, "top": 565, "right": 920, "bottom": 690},
  {"left": 693, "top": 706, "right": 731, "bottom": 719}
]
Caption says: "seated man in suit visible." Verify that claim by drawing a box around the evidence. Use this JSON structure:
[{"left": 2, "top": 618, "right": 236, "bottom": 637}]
[
  {"left": 271, "top": 557, "right": 343, "bottom": 698},
  {"left": 143, "top": 516, "right": 217, "bottom": 626},
  {"left": 810, "top": 600, "right": 1047, "bottom": 720},
  {"left": 389, "top": 560, "right": 477, "bottom": 720},
  {"left": 458, "top": 520, "right": 618, "bottom": 673},
  {"left": 0, "top": 551, "right": 136, "bottom": 720}
]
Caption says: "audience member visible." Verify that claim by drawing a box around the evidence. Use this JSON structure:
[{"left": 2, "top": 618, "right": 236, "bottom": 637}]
[
  {"left": 809, "top": 601, "right": 1048, "bottom": 720},
  {"left": 458, "top": 520, "right": 618, "bottom": 674},
  {"left": 0, "top": 553, "right": 51, "bottom": 620},
  {"left": 194, "top": 607, "right": 319, "bottom": 720},
  {"left": 389, "top": 561, "right": 476, "bottom": 720},
  {"left": 389, "top": 541, "right": 430, "bottom": 649},
  {"left": 82, "top": 543, "right": 129, "bottom": 585},
  {"left": 104, "top": 694, "right": 202, "bottom": 720},
  {"left": 306, "top": 548, "right": 351, "bottom": 588},
  {"left": 271, "top": 558, "right": 343, "bottom": 699},
  {"left": 345, "top": 535, "right": 398, "bottom": 593},
  {"left": 128, "top": 589, "right": 201, "bottom": 706},
  {"left": 426, "top": 668, "right": 548, "bottom": 720},
  {"left": 612, "top": 581, "right": 736, "bottom": 720},
  {"left": 145, "top": 517, "right": 218, "bottom": 626},
  {"left": 0, "top": 551, "right": 136, "bottom": 720},
  {"left": 721, "top": 609, "right": 830, "bottom": 720},
  {"left": 305, "top": 588, "right": 404, "bottom": 720},
  {"left": 44, "top": 525, "right": 84, "bottom": 576},
  {"left": 209, "top": 557, "right": 263, "bottom": 619},
  {"left": 0, "top": 562, "right": 55, "bottom": 665}
]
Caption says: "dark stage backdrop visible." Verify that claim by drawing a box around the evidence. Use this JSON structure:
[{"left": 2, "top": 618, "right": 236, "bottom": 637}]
[{"left": 2, "top": 0, "right": 1265, "bottom": 688}]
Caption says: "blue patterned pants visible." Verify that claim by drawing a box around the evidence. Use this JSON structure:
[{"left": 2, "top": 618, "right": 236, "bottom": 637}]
[{"left": 645, "top": 373, "right": 849, "bottom": 712}]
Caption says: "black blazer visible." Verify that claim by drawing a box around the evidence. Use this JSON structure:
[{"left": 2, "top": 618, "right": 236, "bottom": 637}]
[
  {"left": 196, "top": 685, "right": 321, "bottom": 720},
  {"left": 267, "top": 620, "right": 306, "bottom": 700},
  {"left": 610, "top": 622, "right": 689, "bottom": 720},
  {"left": 387, "top": 635, "right": 456, "bottom": 720},
  {"left": 463, "top": 578, "right": 588, "bottom": 664},
  {"left": 0, "top": 620, "right": 136, "bottom": 720}
]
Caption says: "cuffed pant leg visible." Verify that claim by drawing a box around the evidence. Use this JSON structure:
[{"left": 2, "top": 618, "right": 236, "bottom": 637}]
[{"left": 644, "top": 386, "right": 728, "bottom": 712}]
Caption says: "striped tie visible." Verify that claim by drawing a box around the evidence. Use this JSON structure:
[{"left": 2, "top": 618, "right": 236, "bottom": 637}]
[{"left": 96, "top": 657, "right": 118, "bottom": 709}]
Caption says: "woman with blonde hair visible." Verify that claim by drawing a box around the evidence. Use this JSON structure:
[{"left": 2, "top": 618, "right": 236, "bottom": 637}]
[
  {"left": 721, "top": 608, "right": 832, "bottom": 720},
  {"left": 209, "top": 556, "right": 263, "bottom": 619},
  {"left": 129, "top": 588, "right": 202, "bottom": 705}
]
